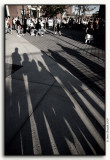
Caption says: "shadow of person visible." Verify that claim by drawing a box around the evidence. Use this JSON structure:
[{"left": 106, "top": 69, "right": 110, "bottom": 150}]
[
  {"left": 47, "top": 48, "right": 105, "bottom": 120},
  {"left": 21, "top": 54, "right": 54, "bottom": 155},
  {"left": 22, "top": 53, "right": 40, "bottom": 108},
  {"left": 21, "top": 55, "right": 58, "bottom": 155},
  {"left": 57, "top": 43, "right": 105, "bottom": 78},
  {"left": 49, "top": 43, "right": 105, "bottom": 99},
  {"left": 58, "top": 42, "right": 105, "bottom": 98},
  {"left": 5, "top": 49, "right": 33, "bottom": 155},
  {"left": 38, "top": 50, "right": 105, "bottom": 155},
  {"left": 12, "top": 48, "right": 21, "bottom": 65}
]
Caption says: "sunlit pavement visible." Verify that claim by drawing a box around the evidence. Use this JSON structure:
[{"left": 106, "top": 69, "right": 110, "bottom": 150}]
[{"left": 5, "top": 29, "right": 105, "bottom": 155}]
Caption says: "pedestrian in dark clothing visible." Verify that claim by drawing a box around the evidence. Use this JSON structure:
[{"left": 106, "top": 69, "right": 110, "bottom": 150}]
[
  {"left": 36, "top": 19, "right": 43, "bottom": 37},
  {"left": 23, "top": 17, "right": 27, "bottom": 34},
  {"left": 85, "top": 22, "right": 94, "bottom": 44},
  {"left": 16, "top": 17, "right": 20, "bottom": 26},
  {"left": 12, "top": 17, "right": 15, "bottom": 30},
  {"left": 53, "top": 17, "right": 58, "bottom": 34},
  {"left": 16, "top": 17, "right": 21, "bottom": 37}
]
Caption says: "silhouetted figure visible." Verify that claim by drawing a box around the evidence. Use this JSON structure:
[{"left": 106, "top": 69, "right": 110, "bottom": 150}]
[
  {"left": 85, "top": 22, "right": 94, "bottom": 44},
  {"left": 5, "top": 49, "right": 33, "bottom": 155}
]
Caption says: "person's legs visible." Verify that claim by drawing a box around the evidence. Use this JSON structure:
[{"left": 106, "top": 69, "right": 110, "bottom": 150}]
[
  {"left": 39, "top": 29, "right": 43, "bottom": 36},
  {"left": 59, "top": 30, "right": 61, "bottom": 35},
  {"left": 41, "top": 27, "right": 44, "bottom": 35},
  {"left": 15, "top": 25, "right": 17, "bottom": 32},
  {"left": 36, "top": 29, "right": 43, "bottom": 37},
  {"left": 54, "top": 24, "right": 57, "bottom": 34},
  {"left": 85, "top": 34, "right": 89, "bottom": 44},
  {"left": 9, "top": 28, "right": 12, "bottom": 34},
  {"left": 54, "top": 25, "right": 55, "bottom": 33},
  {"left": 91, "top": 37, "right": 94, "bottom": 44},
  {"left": 23, "top": 25, "right": 26, "bottom": 34},
  {"left": 36, "top": 29, "right": 40, "bottom": 36},
  {"left": 85, "top": 39, "right": 88, "bottom": 43},
  {"left": 58, "top": 25, "right": 61, "bottom": 35},
  {"left": 12, "top": 23, "right": 15, "bottom": 30},
  {"left": 36, "top": 29, "right": 39, "bottom": 36},
  {"left": 44, "top": 23, "right": 46, "bottom": 31},
  {"left": 7, "top": 27, "right": 12, "bottom": 34},
  {"left": 5, "top": 27, "right": 8, "bottom": 33},
  {"left": 17, "top": 25, "right": 21, "bottom": 37},
  {"left": 30, "top": 29, "right": 35, "bottom": 36}
]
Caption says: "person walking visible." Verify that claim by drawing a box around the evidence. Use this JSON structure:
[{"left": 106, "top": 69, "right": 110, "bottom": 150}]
[
  {"left": 5, "top": 17, "right": 9, "bottom": 33},
  {"left": 23, "top": 17, "right": 27, "bottom": 34},
  {"left": 41, "top": 19, "right": 45, "bottom": 35},
  {"left": 57, "top": 18, "right": 62, "bottom": 36},
  {"left": 5, "top": 17, "right": 12, "bottom": 34},
  {"left": 30, "top": 19, "right": 35, "bottom": 36},
  {"left": 42, "top": 17, "right": 46, "bottom": 32},
  {"left": 53, "top": 17, "right": 58, "bottom": 34},
  {"left": 26, "top": 17, "right": 31, "bottom": 32},
  {"left": 36, "top": 19, "right": 43, "bottom": 37},
  {"left": 85, "top": 22, "right": 94, "bottom": 44},
  {"left": 16, "top": 17, "right": 21, "bottom": 37},
  {"left": 12, "top": 17, "right": 15, "bottom": 30}
]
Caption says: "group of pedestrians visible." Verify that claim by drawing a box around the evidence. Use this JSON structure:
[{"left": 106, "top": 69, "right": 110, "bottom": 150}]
[
  {"left": 29, "top": 18, "right": 46, "bottom": 37},
  {"left": 5, "top": 16, "right": 63, "bottom": 37},
  {"left": 5, "top": 16, "right": 47, "bottom": 37},
  {"left": 5, "top": 16, "right": 105, "bottom": 45},
  {"left": 5, "top": 16, "right": 25, "bottom": 37}
]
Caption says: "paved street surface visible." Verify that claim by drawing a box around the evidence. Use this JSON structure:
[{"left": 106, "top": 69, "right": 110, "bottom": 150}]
[
  {"left": 24, "top": 28, "right": 105, "bottom": 98},
  {"left": 5, "top": 28, "right": 105, "bottom": 155}
]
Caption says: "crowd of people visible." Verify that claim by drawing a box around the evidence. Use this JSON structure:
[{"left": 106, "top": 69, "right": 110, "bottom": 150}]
[
  {"left": 5, "top": 16, "right": 63, "bottom": 37},
  {"left": 5, "top": 16, "right": 46, "bottom": 37},
  {"left": 5, "top": 16, "right": 105, "bottom": 44},
  {"left": 61, "top": 17, "right": 105, "bottom": 31}
]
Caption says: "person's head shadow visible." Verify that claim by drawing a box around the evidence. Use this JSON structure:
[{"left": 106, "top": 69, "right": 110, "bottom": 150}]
[
  {"left": 15, "top": 47, "right": 18, "bottom": 53},
  {"left": 37, "top": 60, "right": 44, "bottom": 70},
  {"left": 22, "top": 53, "right": 29, "bottom": 64},
  {"left": 11, "top": 48, "right": 23, "bottom": 75},
  {"left": 12, "top": 48, "right": 22, "bottom": 65}
]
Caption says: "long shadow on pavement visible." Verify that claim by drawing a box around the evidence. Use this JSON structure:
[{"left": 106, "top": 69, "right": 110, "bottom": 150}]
[
  {"left": 39, "top": 51, "right": 105, "bottom": 155},
  {"left": 45, "top": 48, "right": 105, "bottom": 98},
  {"left": 5, "top": 48, "right": 34, "bottom": 155},
  {"left": 5, "top": 49, "right": 105, "bottom": 155},
  {"left": 47, "top": 27, "right": 105, "bottom": 51}
]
